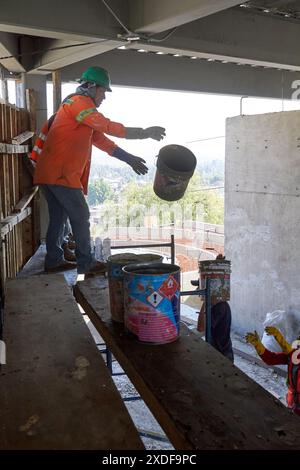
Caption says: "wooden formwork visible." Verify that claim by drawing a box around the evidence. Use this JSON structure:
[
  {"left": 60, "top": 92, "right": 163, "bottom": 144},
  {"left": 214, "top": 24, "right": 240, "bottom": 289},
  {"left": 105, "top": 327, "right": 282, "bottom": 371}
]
[{"left": 0, "top": 99, "right": 39, "bottom": 299}]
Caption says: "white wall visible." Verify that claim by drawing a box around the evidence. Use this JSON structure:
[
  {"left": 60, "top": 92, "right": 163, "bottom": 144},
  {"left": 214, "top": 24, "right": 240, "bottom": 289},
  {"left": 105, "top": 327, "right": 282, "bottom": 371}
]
[{"left": 225, "top": 110, "right": 300, "bottom": 334}]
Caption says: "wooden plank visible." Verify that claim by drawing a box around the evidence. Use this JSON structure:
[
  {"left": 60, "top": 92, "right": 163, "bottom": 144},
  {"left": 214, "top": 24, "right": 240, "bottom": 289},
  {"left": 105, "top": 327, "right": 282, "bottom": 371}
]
[
  {"left": 1, "top": 207, "right": 32, "bottom": 237},
  {"left": 3, "top": 154, "right": 10, "bottom": 217},
  {"left": 0, "top": 143, "right": 29, "bottom": 153},
  {"left": 12, "top": 131, "right": 34, "bottom": 145},
  {"left": 74, "top": 277, "right": 300, "bottom": 450},
  {"left": 21, "top": 216, "right": 33, "bottom": 264},
  {"left": 13, "top": 186, "right": 38, "bottom": 213},
  {"left": 0, "top": 104, "right": 4, "bottom": 219},
  {"left": 0, "top": 275, "right": 144, "bottom": 450}
]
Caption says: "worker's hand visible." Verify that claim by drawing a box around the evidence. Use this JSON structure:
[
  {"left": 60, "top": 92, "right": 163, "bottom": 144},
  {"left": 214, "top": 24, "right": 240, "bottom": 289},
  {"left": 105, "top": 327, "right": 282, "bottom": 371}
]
[
  {"left": 265, "top": 326, "right": 280, "bottom": 337},
  {"left": 126, "top": 155, "right": 148, "bottom": 175},
  {"left": 144, "top": 126, "right": 166, "bottom": 141},
  {"left": 265, "top": 326, "right": 292, "bottom": 353},
  {"left": 112, "top": 146, "right": 148, "bottom": 175},
  {"left": 245, "top": 330, "right": 265, "bottom": 355},
  {"left": 245, "top": 331, "right": 260, "bottom": 347}
]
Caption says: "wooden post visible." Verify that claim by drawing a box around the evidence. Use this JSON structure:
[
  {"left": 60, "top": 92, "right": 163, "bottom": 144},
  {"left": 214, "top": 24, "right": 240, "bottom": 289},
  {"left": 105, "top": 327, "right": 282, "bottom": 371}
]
[
  {"left": 52, "top": 70, "right": 61, "bottom": 113},
  {"left": 25, "top": 89, "right": 36, "bottom": 134},
  {"left": 0, "top": 65, "right": 8, "bottom": 102}
]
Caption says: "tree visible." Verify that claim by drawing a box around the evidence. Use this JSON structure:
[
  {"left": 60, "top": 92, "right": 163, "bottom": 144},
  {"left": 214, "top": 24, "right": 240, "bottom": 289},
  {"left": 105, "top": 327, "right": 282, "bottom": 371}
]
[
  {"left": 118, "top": 171, "right": 224, "bottom": 225},
  {"left": 87, "top": 178, "right": 113, "bottom": 206}
]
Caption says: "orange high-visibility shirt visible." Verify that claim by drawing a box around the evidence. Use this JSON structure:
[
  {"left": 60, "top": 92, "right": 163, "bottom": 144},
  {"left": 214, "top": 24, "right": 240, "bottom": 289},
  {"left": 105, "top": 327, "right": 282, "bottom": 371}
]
[{"left": 33, "top": 94, "right": 125, "bottom": 193}]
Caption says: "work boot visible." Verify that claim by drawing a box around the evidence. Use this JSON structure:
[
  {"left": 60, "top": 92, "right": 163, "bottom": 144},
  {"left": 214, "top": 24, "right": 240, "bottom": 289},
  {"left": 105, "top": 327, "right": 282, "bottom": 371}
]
[
  {"left": 68, "top": 239, "right": 76, "bottom": 251},
  {"left": 68, "top": 234, "right": 76, "bottom": 250},
  {"left": 62, "top": 243, "right": 76, "bottom": 262},
  {"left": 45, "top": 261, "right": 77, "bottom": 273},
  {"left": 84, "top": 261, "right": 107, "bottom": 277}
]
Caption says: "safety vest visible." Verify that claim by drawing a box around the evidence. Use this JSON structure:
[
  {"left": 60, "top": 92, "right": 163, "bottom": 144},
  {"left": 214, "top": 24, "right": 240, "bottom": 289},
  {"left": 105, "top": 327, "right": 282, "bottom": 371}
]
[
  {"left": 287, "top": 352, "right": 300, "bottom": 414},
  {"left": 31, "top": 114, "right": 56, "bottom": 162},
  {"left": 31, "top": 126, "right": 47, "bottom": 162},
  {"left": 261, "top": 348, "right": 300, "bottom": 415},
  {"left": 33, "top": 94, "right": 125, "bottom": 194}
]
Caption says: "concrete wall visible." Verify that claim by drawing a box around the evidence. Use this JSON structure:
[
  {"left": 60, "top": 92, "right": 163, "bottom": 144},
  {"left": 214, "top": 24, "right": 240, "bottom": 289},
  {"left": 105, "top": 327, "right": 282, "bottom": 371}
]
[{"left": 225, "top": 110, "right": 300, "bottom": 334}]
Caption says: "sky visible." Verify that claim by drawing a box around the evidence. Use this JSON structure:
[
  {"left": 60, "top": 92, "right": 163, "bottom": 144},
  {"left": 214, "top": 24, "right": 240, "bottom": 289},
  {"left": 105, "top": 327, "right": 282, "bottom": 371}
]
[{"left": 6, "top": 79, "right": 300, "bottom": 170}]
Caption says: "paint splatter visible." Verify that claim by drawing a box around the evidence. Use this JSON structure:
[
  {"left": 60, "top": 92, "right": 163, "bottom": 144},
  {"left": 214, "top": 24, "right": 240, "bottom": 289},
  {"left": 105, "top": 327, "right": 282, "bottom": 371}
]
[
  {"left": 19, "top": 414, "right": 39, "bottom": 432},
  {"left": 71, "top": 356, "right": 90, "bottom": 380}
]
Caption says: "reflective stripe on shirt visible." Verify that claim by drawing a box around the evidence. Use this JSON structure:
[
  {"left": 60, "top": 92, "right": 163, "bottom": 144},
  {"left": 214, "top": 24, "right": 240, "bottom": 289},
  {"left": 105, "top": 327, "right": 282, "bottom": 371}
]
[
  {"left": 64, "top": 98, "right": 74, "bottom": 105},
  {"left": 75, "top": 107, "right": 97, "bottom": 123},
  {"left": 33, "top": 145, "right": 42, "bottom": 154}
]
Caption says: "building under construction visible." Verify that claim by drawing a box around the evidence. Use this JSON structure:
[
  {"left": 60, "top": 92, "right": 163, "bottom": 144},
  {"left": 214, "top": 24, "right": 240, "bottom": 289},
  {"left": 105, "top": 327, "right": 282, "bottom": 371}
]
[{"left": 1, "top": 0, "right": 300, "bottom": 454}]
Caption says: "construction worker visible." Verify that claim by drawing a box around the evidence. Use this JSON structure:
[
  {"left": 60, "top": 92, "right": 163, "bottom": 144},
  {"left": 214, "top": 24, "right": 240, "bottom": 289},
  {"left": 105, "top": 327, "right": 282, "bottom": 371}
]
[
  {"left": 34, "top": 66, "right": 166, "bottom": 274},
  {"left": 30, "top": 115, "right": 76, "bottom": 262},
  {"left": 246, "top": 327, "right": 300, "bottom": 416},
  {"left": 193, "top": 255, "right": 234, "bottom": 361}
]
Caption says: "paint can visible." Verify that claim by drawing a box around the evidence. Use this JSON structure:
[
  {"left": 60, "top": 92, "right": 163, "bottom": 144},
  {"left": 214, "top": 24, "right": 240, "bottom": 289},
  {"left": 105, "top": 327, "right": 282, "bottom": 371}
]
[
  {"left": 107, "top": 253, "right": 163, "bottom": 323},
  {"left": 123, "top": 263, "right": 181, "bottom": 344},
  {"left": 153, "top": 144, "right": 197, "bottom": 201},
  {"left": 199, "top": 259, "right": 231, "bottom": 305}
]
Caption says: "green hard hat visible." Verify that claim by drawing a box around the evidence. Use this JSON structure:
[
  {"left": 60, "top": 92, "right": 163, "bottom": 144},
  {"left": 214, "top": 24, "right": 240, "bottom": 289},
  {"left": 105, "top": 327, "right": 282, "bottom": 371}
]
[{"left": 78, "top": 66, "right": 112, "bottom": 91}]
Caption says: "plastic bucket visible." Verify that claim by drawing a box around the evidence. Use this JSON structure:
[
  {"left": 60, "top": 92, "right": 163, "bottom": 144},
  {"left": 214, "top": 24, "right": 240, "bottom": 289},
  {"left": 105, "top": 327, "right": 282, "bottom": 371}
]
[
  {"left": 107, "top": 253, "right": 163, "bottom": 323},
  {"left": 123, "top": 263, "right": 181, "bottom": 344},
  {"left": 153, "top": 144, "right": 197, "bottom": 201},
  {"left": 199, "top": 259, "right": 231, "bottom": 305}
]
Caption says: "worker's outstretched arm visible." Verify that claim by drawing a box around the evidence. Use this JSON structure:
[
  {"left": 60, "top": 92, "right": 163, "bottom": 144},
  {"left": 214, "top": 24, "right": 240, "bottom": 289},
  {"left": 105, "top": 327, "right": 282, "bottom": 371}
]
[
  {"left": 124, "top": 127, "right": 166, "bottom": 141},
  {"left": 265, "top": 326, "right": 292, "bottom": 353},
  {"left": 92, "top": 132, "right": 148, "bottom": 175},
  {"left": 245, "top": 331, "right": 266, "bottom": 356},
  {"left": 112, "top": 147, "right": 148, "bottom": 175}
]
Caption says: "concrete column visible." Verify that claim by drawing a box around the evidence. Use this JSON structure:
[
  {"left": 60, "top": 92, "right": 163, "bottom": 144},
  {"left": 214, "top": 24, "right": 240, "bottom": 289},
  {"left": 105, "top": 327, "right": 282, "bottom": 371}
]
[
  {"left": 25, "top": 74, "right": 48, "bottom": 241},
  {"left": 225, "top": 110, "right": 300, "bottom": 334},
  {"left": 24, "top": 74, "right": 48, "bottom": 130}
]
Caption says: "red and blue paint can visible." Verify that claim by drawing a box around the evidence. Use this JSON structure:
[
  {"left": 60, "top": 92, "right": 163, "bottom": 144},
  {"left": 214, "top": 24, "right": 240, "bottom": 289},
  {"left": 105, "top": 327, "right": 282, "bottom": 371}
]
[
  {"left": 123, "top": 263, "right": 181, "bottom": 344},
  {"left": 107, "top": 253, "right": 163, "bottom": 323}
]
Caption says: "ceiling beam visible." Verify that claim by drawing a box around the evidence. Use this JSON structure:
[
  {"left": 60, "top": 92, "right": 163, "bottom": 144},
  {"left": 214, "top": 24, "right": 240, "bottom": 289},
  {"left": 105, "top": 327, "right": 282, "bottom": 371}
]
[
  {"left": 29, "top": 39, "right": 123, "bottom": 74},
  {"left": 129, "top": 0, "right": 243, "bottom": 33},
  {"left": 126, "top": 8, "right": 300, "bottom": 72},
  {"left": 61, "top": 48, "right": 300, "bottom": 100},
  {"left": 0, "top": 32, "right": 25, "bottom": 73},
  {"left": 0, "top": 0, "right": 125, "bottom": 41}
]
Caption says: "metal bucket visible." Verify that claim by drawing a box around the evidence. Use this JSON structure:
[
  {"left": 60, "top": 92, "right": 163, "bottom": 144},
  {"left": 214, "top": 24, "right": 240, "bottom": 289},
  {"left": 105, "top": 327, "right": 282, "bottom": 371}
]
[
  {"left": 199, "top": 259, "right": 231, "bottom": 305},
  {"left": 153, "top": 144, "right": 197, "bottom": 201},
  {"left": 123, "top": 263, "right": 181, "bottom": 344},
  {"left": 107, "top": 253, "right": 163, "bottom": 323}
]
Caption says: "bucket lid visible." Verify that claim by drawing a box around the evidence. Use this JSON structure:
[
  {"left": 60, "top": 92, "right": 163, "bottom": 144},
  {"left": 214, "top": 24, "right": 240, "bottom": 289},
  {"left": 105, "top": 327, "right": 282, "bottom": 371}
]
[
  {"left": 108, "top": 253, "right": 163, "bottom": 264},
  {"left": 108, "top": 253, "right": 140, "bottom": 264},
  {"left": 123, "top": 263, "right": 180, "bottom": 276}
]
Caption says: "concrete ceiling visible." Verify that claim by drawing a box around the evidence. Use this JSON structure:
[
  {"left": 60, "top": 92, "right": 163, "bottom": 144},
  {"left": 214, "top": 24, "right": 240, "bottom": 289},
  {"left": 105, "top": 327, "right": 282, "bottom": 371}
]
[{"left": 1, "top": 0, "right": 300, "bottom": 97}]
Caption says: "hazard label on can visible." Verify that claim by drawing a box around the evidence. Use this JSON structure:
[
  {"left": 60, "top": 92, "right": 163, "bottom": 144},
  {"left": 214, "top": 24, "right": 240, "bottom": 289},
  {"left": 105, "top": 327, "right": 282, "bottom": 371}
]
[
  {"left": 159, "top": 275, "right": 179, "bottom": 300},
  {"left": 146, "top": 290, "right": 163, "bottom": 308}
]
